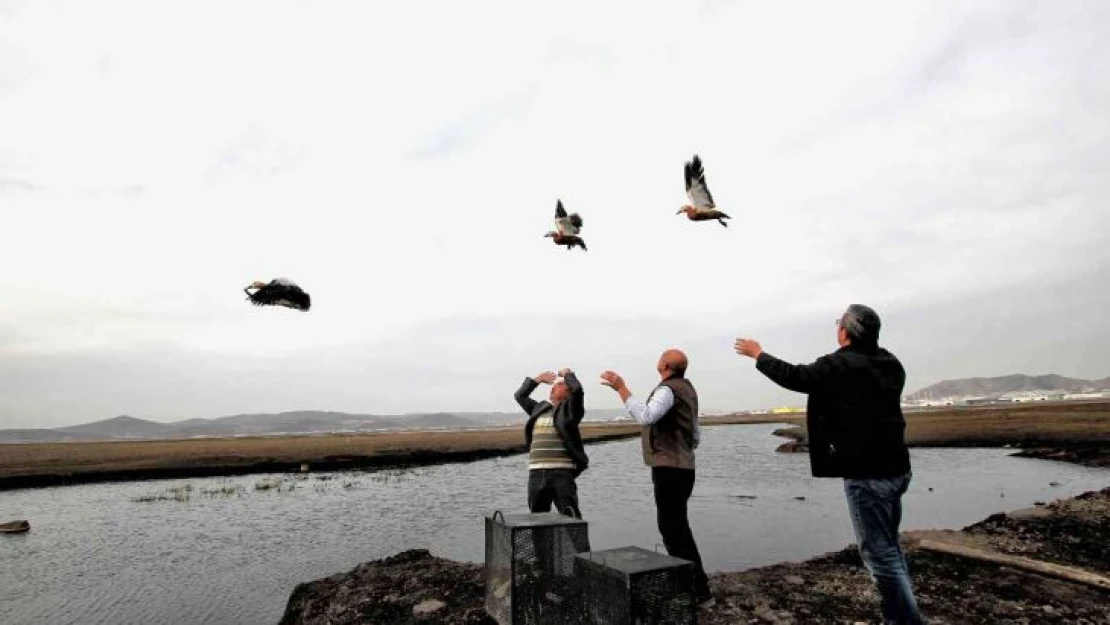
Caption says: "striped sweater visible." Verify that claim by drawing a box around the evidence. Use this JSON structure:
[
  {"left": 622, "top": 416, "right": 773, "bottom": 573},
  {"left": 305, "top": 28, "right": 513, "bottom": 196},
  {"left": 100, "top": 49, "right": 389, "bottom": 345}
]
[{"left": 528, "top": 406, "right": 575, "bottom": 471}]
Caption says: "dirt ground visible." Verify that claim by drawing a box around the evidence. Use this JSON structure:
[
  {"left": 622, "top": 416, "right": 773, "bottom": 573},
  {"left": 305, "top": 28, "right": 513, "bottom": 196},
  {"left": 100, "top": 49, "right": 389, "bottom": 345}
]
[
  {"left": 280, "top": 487, "right": 1110, "bottom": 625},
  {"left": 701, "top": 488, "right": 1110, "bottom": 624},
  {"left": 279, "top": 550, "right": 495, "bottom": 625}
]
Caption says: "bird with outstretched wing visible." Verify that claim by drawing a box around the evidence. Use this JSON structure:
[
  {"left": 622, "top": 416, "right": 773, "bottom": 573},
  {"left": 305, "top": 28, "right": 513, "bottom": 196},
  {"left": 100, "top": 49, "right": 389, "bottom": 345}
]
[
  {"left": 546, "top": 200, "right": 587, "bottom": 251},
  {"left": 244, "top": 278, "right": 311, "bottom": 311},
  {"left": 677, "top": 154, "right": 731, "bottom": 227}
]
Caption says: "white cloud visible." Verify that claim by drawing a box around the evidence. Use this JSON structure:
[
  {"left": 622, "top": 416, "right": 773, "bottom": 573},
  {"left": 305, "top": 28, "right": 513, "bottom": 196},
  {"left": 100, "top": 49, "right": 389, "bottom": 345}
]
[{"left": 1, "top": 1, "right": 1108, "bottom": 425}]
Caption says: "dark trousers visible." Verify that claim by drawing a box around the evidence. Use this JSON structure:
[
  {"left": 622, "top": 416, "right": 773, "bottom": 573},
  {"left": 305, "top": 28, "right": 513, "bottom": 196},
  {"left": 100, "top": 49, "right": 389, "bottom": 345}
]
[
  {"left": 652, "top": 466, "right": 711, "bottom": 600},
  {"left": 526, "top": 468, "right": 590, "bottom": 577},
  {"left": 528, "top": 468, "right": 583, "bottom": 519}
]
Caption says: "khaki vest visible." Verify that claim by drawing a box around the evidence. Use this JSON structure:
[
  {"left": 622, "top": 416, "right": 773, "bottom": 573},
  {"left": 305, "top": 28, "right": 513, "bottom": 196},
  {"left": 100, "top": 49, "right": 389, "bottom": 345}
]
[{"left": 640, "top": 377, "right": 699, "bottom": 469}]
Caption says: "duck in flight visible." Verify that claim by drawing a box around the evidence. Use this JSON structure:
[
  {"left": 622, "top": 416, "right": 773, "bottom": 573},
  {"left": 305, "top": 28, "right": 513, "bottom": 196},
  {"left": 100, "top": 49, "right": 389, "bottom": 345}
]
[
  {"left": 545, "top": 200, "right": 587, "bottom": 251},
  {"left": 677, "top": 154, "right": 731, "bottom": 227},
  {"left": 244, "top": 278, "right": 311, "bottom": 311}
]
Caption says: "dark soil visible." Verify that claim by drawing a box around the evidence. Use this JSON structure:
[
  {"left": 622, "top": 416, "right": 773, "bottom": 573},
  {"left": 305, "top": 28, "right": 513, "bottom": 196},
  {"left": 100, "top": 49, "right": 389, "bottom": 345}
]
[
  {"left": 1011, "top": 443, "right": 1110, "bottom": 468},
  {"left": 964, "top": 488, "right": 1110, "bottom": 575},
  {"left": 279, "top": 549, "right": 493, "bottom": 625}
]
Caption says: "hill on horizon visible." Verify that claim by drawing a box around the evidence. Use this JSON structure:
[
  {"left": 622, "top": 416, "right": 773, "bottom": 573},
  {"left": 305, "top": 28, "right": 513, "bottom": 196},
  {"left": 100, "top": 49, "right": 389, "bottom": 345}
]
[
  {"left": 0, "top": 408, "right": 635, "bottom": 444},
  {"left": 906, "top": 373, "right": 1109, "bottom": 401}
]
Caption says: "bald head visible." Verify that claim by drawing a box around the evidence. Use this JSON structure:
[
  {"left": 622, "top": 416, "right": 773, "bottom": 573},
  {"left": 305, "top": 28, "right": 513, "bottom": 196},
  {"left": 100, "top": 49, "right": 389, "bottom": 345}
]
[{"left": 657, "top": 348, "right": 688, "bottom": 379}]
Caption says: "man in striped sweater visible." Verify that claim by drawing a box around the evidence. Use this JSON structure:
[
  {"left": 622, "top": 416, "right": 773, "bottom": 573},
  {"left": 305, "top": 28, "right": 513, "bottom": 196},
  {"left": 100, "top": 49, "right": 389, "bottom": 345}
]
[{"left": 514, "top": 367, "right": 589, "bottom": 519}]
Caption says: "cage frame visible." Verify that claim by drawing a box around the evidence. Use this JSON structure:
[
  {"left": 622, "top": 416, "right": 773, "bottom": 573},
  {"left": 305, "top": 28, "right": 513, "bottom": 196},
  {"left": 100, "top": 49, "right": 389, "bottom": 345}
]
[
  {"left": 573, "top": 545, "right": 697, "bottom": 625},
  {"left": 484, "top": 509, "right": 591, "bottom": 625}
]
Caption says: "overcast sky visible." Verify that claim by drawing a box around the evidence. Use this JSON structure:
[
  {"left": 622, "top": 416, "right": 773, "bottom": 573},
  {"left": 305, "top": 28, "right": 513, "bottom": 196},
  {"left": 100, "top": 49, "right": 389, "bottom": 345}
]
[{"left": 2, "top": 1, "right": 1108, "bottom": 428}]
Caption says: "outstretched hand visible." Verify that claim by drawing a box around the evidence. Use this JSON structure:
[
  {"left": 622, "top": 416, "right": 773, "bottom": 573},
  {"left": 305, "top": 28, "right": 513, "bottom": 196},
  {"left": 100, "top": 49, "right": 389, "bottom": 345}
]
[
  {"left": 734, "top": 338, "right": 763, "bottom": 359},
  {"left": 599, "top": 370, "right": 626, "bottom": 392},
  {"left": 533, "top": 371, "right": 557, "bottom": 384}
]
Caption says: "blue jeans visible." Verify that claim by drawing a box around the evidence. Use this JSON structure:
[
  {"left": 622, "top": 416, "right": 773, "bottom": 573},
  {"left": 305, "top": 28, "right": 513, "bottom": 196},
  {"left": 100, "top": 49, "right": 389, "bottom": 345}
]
[{"left": 844, "top": 473, "right": 925, "bottom": 625}]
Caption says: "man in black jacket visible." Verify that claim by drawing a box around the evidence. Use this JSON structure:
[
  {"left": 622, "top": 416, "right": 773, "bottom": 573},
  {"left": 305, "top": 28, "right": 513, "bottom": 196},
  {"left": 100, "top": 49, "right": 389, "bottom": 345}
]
[
  {"left": 514, "top": 367, "right": 589, "bottom": 519},
  {"left": 735, "top": 305, "right": 924, "bottom": 625}
]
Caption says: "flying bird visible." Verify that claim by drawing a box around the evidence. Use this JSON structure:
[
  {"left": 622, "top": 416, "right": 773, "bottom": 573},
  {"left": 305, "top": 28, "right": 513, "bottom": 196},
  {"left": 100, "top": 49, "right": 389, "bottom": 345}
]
[
  {"left": 677, "top": 154, "right": 731, "bottom": 227},
  {"left": 244, "top": 278, "right": 311, "bottom": 311},
  {"left": 545, "top": 200, "right": 587, "bottom": 251}
]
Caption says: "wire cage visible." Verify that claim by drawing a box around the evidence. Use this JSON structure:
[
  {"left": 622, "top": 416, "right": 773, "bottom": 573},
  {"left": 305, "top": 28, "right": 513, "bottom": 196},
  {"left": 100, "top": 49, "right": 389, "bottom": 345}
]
[
  {"left": 573, "top": 546, "right": 696, "bottom": 625},
  {"left": 484, "top": 510, "right": 591, "bottom": 625}
]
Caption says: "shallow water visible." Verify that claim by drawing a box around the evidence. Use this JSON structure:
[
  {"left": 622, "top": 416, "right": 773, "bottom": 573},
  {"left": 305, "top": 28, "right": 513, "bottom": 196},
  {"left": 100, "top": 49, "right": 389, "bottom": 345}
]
[{"left": 0, "top": 424, "right": 1106, "bottom": 625}]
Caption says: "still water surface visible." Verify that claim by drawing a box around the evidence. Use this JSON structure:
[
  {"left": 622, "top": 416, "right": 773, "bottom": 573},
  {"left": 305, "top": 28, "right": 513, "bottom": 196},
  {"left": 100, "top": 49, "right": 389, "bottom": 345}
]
[{"left": 1, "top": 424, "right": 1107, "bottom": 624}]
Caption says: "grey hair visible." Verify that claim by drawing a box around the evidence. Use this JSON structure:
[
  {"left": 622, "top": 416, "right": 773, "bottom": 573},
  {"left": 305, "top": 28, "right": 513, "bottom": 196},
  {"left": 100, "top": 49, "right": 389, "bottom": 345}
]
[{"left": 840, "top": 304, "right": 881, "bottom": 344}]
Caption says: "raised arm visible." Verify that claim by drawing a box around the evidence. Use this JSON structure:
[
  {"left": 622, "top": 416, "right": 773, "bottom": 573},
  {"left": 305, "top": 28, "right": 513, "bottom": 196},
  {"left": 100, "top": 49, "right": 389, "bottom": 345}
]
[
  {"left": 754, "top": 352, "right": 836, "bottom": 394},
  {"left": 562, "top": 369, "right": 585, "bottom": 424},
  {"left": 599, "top": 371, "right": 675, "bottom": 425},
  {"left": 515, "top": 371, "right": 555, "bottom": 415},
  {"left": 735, "top": 338, "right": 837, "bottom": 395}
]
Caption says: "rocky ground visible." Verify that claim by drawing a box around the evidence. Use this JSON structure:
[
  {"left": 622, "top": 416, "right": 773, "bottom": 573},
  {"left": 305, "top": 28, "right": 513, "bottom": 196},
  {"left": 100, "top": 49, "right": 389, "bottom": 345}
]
[
  {"left": 1011, "top": 443, "right": 1110, "bottom": 468},
  {"left": 281, "top": 487, "right": 1110, "bottom": 624},
  {"left": 279, "top": 550, "right": 494, "bottom": 625}
]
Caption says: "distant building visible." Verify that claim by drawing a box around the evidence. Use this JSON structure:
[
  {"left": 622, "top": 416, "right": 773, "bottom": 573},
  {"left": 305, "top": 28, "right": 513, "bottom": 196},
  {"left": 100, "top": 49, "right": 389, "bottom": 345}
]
[
  {"left": 963, "top": 396, "right": 1009, "bottom": 406},
  {"left": 1064, "top": 392, "right": 1109, "bottom": 400},
  {"left": 770, "top": 406, "right": 803, "bottom": 414}
]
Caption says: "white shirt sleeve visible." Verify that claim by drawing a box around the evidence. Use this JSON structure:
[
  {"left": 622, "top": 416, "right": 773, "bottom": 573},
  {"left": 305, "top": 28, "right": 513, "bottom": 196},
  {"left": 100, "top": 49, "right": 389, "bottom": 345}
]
[
  {"left": 623, "top": 385, "right": 675, "bottom": 425},
  {"left": 693, "top": 417, "right": 701, "bottom": 448}
]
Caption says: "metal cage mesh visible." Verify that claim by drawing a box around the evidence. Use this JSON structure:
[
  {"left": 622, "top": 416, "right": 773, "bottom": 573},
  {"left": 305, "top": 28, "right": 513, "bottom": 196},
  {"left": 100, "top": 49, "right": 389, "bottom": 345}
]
[
  {"left": 574, "top": 546, "right": 696, "bottom": 625},
  {"left": 484, "top": 511, "right": 591, "bottom": 625}
]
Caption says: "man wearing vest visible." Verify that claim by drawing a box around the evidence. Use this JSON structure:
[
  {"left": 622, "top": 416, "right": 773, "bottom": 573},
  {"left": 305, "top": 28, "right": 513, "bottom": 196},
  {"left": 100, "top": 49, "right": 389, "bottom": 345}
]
[
  {"left": 514, "top": 367, "right": 589, "bottom": 519},
  {"left": 600, "top": 349, "right": 713, "bottom": 609},
  {"left": 735, "top": 305, "right": 924, "bottom": 625}
]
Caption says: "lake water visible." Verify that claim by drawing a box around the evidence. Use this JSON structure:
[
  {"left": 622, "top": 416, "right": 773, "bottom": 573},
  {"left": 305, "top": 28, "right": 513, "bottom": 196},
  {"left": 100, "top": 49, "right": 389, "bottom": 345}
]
[{"left": 1, "top": 424, "right": 1107, "bottom": 625}]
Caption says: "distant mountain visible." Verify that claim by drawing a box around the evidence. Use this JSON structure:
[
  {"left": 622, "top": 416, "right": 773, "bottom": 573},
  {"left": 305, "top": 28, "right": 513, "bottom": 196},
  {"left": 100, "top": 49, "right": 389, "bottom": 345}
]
[
  {"left": 396, "top": 413, "right": 483, "bottom": 430},
  {"left": 57, "top": 415, "right": 177, "bottom": 439},
  {"left": 906, "top": 374, "right": 1110, "bottom": 401},
  {"left": 455, "top": 409, "right": 632, "bottom": 427},
  {"left": 0, "top": 408, "right": 636, "bottom": 444},
  {"left": 0, "top": 410, "right": 473, "bottom": 443}
]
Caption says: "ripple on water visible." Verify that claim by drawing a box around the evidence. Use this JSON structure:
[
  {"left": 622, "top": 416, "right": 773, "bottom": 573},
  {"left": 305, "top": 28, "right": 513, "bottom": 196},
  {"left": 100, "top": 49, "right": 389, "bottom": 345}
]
[{"left": 0, "top": 423, "right": 1106, "bottom": 625}]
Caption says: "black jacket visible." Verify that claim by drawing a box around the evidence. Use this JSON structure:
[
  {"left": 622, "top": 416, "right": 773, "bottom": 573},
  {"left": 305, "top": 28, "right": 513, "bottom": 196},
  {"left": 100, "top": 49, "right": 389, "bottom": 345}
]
[
  {"left": 756, "top": 344, "right": 911, "bottom": 479},
  {"left": 514, "top": 371, "right": 589, "bottom": 475}
]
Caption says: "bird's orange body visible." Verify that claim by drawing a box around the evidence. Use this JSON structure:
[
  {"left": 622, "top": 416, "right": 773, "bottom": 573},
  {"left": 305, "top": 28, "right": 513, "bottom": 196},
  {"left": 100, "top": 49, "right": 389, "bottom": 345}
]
[
  {"left": 549, "top": 233, "right": 587, "bottom": 251},
  {"left": 678, "top": 205, "right": 731, "bottom": 226}
]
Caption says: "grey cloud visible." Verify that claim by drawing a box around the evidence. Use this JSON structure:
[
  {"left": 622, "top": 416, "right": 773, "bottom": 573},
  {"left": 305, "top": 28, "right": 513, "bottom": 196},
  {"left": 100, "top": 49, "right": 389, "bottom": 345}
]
[
  {"left": 778, "top": 2, "right": 1098, "bottom": 153},
  {"left": 3, "top": 264, "right": 1107, "bottom": 428}
]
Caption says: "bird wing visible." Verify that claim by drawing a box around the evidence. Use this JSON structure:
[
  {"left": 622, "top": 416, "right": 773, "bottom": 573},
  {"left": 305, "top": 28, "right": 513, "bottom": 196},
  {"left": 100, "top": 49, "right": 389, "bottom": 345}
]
[
  {"left": 684, "top": 155, "right": 716, "bottom": 210},
  {"left": 248, "top": 279, "right": 310, "bottom": 311},
  {"left": 555, "top": 218, "right": 578, "bottom": 236},
  {"left": 553, "top": 200, "right": 580, "bottom": 235}
]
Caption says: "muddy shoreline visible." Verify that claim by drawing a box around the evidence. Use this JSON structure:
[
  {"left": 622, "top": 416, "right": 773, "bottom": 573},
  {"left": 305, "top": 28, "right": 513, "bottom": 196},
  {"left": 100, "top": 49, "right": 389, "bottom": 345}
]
[
  {"left": 281, "top": 486, "right": 1110, "bottom": 624},
  {"left": 0, "top": 415, "right": 780, "bottom": 492},
  {"left": 770, "top": 400, "right": 1110, "bottom": 468},
  {"left": 3, "top": 401, "right": 1106, "bottom": 491},
  {"left": 0, "top": 430, "right": 642, "bottom": 491},
  {"left": 773, "top": 426, "right": 1110, "bottom": 468}
]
